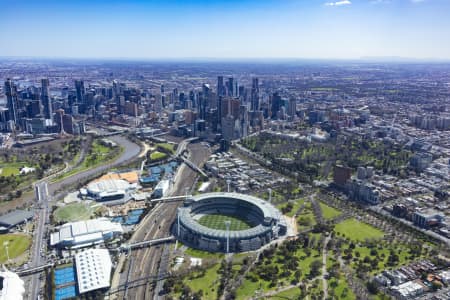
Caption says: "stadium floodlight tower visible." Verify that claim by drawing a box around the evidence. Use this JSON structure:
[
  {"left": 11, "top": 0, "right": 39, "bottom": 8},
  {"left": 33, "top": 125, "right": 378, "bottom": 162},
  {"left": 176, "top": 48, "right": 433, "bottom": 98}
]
[
  {"left": 177, "top": 207, "right": 181, "bottom": 237},
  {"left": 3, "top": 241, "right": 10, "bottom": 263},
  {"left": 226, "top": 179, "right": 231, "bottom": 193},
  {"left": 185, "top": 187, "right": 190, "bottom": 199},
  {"left": 224, "top": 220, "right": 231, "bottom": 253}
]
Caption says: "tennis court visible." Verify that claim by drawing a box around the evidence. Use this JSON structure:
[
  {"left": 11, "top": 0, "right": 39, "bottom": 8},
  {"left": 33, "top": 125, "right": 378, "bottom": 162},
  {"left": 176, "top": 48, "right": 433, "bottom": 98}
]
[
  {"left": 55, "top": 285, "right": 77, "bottom": 300},
  {"left": 54, "top": 266, "right": 75, "bottom": 285}
]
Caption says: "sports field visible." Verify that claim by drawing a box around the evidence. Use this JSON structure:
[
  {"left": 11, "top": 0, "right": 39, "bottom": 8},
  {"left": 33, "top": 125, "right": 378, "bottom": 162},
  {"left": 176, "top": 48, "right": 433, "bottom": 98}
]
[
  {"left": 0, "top": 234, "right": 31, "bottom": 263},
  {"left": 54, "top": 202, "right": 102, "bottom": 222},
  {"left": 198, "top": 214, "right": 252, "bottom": 231},
  {"left": 334, "top": 218, "right": 384, "bottom": 241}
]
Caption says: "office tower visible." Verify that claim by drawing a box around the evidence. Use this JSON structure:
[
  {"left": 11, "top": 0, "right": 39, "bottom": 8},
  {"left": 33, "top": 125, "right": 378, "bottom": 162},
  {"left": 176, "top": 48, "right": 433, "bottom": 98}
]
[
  {"left": 239, "top": 105, "right": 249, "bottom": 138},
  {"left": 288, "top": 98, "right": 297, "bottom": 119},
  {"left": 217, "top": 96, "right": 223, "bottom": 128},
  {"left": 161, "top": 84, "right": 165, "bottom": 108},
  {"left": 75, "top": 80, "right": 85, "bottom": 103},
  {"left": 217, "top": 76, "right": 225, "bottom": 97},
  {"left": 270, "top": 92, "right": 282, "bottom": 119},
  {"left": 178, "top": 92, "right": 185, "bottom": 108},
  {"left": 75, "top": 80, "right": 85, "bottom": 113},
  {"left": 227, "top": 77, "right": 237, "bottom": 97},
  {"left": 4, "top": 78, "right": 18, "bottom": 124},
  {"left": 41, "top": 78, "right": 52, "bottom": 119},
  {"left": 202, "top": 84, "right": 211, "bottom": 114},
  {"left": 198, "top": 92, "right": 206, "bottom": 120},
  {"left": 251, "top": 77, "right": 259, "bottom": 111}
]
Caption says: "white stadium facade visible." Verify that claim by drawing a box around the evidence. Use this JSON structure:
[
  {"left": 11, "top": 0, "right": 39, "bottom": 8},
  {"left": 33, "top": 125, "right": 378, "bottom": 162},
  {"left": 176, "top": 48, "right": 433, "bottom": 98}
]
[{"left": 175, "top": 192, "right": 287, "bottom": 253}]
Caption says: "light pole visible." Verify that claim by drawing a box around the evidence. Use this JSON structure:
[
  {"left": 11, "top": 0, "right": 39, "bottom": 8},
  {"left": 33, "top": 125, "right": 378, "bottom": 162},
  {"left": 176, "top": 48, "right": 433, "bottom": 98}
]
[
  {"left": 177, "top": 207, "right": 181, "bottom": 237},
  {"left": 268, "top": 188, "right": 272, "bottom": 204},
  {"left": 185, "top": 187, "right": 189, "bottom": 200},
  {"left": 224, "top": 220, "right": 231, "bottom": 253},
  {"left": 3, "top": 241, "right": 10, "bottom": 264},
  {"left": 226, "top": 180, "right": 231, "bottom": 193}
]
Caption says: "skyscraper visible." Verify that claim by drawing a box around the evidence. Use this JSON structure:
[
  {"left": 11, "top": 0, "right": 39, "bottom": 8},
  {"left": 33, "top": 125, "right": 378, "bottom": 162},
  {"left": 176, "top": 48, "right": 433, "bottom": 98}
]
[
  {"left": 227, "top": 77, "right": 237, "bottom": 97},
  {"left": 41, "top": 78, "right": 52, "bottom": 119},
  {"left": 75, "top": 80, "right": 85, "bottom": 106},
  {"left": 251, "top": 77, "right": 259, "bottom": 111},
  {"left": 161, "top": 84, "right": 165, "bottom": 108},
  {"left": 4, "top": 78, "right": 18, "bottom": 124},
  {"left": 217, "top": 76, "right": 225, "bottom": 97},
  {"left": 271, "top": 92, "right": 282, "bottom": 119}
]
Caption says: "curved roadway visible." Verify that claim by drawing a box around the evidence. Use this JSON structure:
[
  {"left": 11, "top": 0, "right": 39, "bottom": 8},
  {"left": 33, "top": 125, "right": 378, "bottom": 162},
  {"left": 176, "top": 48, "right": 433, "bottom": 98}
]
[{"left": 48, "top": 135, "right": 141, "bottom": 195}]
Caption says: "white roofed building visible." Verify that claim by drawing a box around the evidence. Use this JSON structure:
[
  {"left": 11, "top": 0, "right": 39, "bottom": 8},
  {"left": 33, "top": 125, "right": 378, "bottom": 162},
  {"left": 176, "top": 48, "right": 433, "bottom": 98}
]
[
  {"left": 75, "top": 249, "right": 112, "bottom": 294},
  {"left": 0, "top": 268, "right": 25, "bottom": 300},
  {"left": 50, "top": 218, "right": 123, "bottom": 249},
  {"left": 86, "top": 179, "right": 136, "bottom": 203}
]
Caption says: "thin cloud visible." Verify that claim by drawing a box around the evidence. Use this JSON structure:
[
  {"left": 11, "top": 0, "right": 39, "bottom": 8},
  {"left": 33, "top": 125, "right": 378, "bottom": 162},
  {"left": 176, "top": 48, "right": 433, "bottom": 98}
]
[{"left": 325, "top": 0, "right": 352, "bottom": 6}]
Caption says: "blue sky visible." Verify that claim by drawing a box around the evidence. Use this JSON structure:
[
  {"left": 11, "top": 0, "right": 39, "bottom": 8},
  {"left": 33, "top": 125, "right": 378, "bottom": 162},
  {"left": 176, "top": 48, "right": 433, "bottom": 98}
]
[{"left": 0, "top": 0, "right": 449, "bottom": 59}]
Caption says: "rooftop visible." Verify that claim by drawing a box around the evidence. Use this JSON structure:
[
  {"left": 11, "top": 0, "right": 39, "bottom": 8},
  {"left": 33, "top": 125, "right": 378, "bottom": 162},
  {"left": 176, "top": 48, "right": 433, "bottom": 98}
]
[
  {"left": 0, "top": 210, "right": 34, "bottom": 228},
  {"left": 75, "top": 249, "right": 112, "bottom": 294}
]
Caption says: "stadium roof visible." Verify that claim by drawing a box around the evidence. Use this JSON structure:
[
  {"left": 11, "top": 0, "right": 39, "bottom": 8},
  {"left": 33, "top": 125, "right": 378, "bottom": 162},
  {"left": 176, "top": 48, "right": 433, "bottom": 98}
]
[
  {"left": 179, "top": 192, "right": 286, "bottom": 239},
  {"left": 0, "top": 268, "right": 25, "bottom": 300},
  {"left": 0, "top": 210, "right": 34, "bottom": 228},
  {"left": 87, "top": 179, "right": 131, "bottom": 195},
  {"left": 75, "top": 249, "right": 112, "bottom": 294}
]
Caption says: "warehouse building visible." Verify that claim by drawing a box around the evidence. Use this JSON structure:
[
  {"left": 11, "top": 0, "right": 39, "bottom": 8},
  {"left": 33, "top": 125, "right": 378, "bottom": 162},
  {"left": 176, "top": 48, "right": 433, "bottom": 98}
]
[{"left": 0, "top": 210, "right": 34, "bottom": 233}]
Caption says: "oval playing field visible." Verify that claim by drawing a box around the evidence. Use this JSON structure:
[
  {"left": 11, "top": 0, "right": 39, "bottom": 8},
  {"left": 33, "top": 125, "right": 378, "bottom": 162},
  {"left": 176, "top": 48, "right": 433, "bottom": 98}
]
[{"left": 175, "top": 192, "right": 287, "bottom": 253}]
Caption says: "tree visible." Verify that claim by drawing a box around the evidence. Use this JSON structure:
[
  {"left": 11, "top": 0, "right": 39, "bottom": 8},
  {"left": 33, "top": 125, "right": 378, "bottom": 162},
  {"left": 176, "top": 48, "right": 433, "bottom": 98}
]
[
  {"left": 366, "top": 281, "right": 378, "bottom": 294},
  {"left": 309, "top": 260, "right": 322, "bottom": 278}
]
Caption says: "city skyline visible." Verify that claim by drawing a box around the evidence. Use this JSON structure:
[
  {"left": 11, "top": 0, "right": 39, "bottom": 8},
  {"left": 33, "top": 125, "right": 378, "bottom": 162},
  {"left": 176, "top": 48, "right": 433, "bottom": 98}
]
[{"left": 1, "top": 0, "right": 450, "bottom": 60}]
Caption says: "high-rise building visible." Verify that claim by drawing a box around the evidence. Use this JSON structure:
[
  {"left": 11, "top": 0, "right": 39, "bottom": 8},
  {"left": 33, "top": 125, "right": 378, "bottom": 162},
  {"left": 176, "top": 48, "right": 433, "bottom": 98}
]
[
  {"left": 75, "top": 80, "right": 85, "bottom": 110},
  {"left": 270, "top": 92, "right": 282, "bottom": 119},
  {"left": 251, "top": 77, "right": 259, "bottom": 111},
  {"left": 217, "top": 76, "right": 225, "bottom": 97},
  {"left": 227, "top": 77, "right": 238, "bottom": 97},
  {"left": 41, "top": 78, "right": 52, "bottom": 119},
  {"left": 288, "top": 98, "right": 297, "bottom": 119},
  {"left": 4, "top": 79, "right": 19, "bottom": 124}
]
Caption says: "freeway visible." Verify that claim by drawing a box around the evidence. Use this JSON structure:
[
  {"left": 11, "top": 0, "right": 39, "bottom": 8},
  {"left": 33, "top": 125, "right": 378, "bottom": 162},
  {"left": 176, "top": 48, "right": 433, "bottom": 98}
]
[
  {"left": 114, "top": 141, "right": 210, "bottom": 300},
  {"left": 27, "top": 181, "right": 50, "bottom": 300}
]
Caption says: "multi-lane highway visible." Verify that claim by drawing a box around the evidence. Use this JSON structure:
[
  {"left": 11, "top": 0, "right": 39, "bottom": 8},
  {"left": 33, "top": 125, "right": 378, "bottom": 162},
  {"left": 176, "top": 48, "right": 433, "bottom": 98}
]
[
  {"left": 28, "top": 181, "right": 50, "bottom": 300},
  {"left": 115, "top": 142, "right": 210, "bottom": 300}
]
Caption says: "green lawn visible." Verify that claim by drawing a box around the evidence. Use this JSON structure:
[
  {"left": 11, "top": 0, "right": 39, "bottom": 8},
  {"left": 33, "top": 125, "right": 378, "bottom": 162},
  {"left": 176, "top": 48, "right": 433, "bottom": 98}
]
[
  {"left": 150, "top": 151, "right": 168, "bottom": 161},
  {"left": 184, "top": 264, "right": 221, "bottom": 300},
  {"left": 329, "top": 278, "right": 356, "bottom": 299},
  {"left": 319, "top": 202, "right": 342, "bottom": 220},
  {"left": 269, "top": 287, "right": 301, "bottom": 299},
  {"left": 184, "top": 247, "right": 225, "bottom": 259},
  {"left": 198, "top": 214, "right": 252, "bottom": 231},
  {"left": 53, "top": 140, "right": 122, "bottom": 182},
  {"left": 236, "top": 248, "right": 322, "bottom": 299},
  {"left": 334, "top": 218, "right": 384, "bottom": 242},
  {"left": 54, "top": 202, "right": 101, "bottom": 222},
  {"left": 0, "top": 162, "right": 29, "bottom": 176},
  {"left": 297, "top": 202, "right": 316, "bottom": 230},
  {"left": 0, "top": 234, "right": 31, "bottom": 263},
  {"left": 156, "top": 143, "right": 175, "bottom": 154},
  {"left": 278, "top": 198, "right": 305, "bottom": 217}
]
